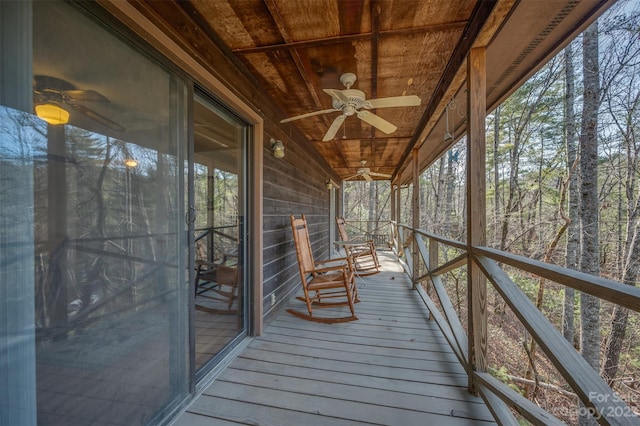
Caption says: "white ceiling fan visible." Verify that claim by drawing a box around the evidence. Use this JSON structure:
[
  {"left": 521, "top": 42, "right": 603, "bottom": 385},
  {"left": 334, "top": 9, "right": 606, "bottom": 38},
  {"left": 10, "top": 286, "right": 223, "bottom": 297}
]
[
  {"left": 280, "top": 72, "right": 421, "bottom": 141},
  {"left": 345, "top": 160, "right": 392, "bottom": 182}
]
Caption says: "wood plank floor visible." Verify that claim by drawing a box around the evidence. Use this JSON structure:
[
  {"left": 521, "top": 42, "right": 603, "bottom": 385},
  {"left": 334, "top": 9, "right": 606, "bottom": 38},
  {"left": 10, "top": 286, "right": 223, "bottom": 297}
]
[{"left": 172, "top": 252, "right": 496, "bottom": 425}]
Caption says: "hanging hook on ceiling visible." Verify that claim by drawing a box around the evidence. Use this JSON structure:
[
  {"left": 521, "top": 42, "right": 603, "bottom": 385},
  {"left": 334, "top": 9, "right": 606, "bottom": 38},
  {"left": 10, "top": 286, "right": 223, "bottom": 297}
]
[{"left": 444, "top": 98, "right": 454, "bottom": 142}]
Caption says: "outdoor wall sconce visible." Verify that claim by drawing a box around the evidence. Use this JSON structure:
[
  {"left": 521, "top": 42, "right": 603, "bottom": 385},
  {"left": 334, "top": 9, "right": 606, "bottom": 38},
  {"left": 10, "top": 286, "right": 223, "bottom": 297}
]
[
  {"left": 326, "top": 180, "right": 333, "bottom": 190},
  {"left": 270, "top": 138, "right": 285, "bottom": 158},
  {"left": 35, "top": 103, "right": 70, "bottom": 125}
]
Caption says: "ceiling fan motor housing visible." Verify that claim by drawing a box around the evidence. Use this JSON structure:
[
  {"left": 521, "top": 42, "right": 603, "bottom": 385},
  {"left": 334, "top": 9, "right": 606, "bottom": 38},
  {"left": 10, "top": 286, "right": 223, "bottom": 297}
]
[{"left": 333, "top": 89, "right": 366, "bottom": 115}]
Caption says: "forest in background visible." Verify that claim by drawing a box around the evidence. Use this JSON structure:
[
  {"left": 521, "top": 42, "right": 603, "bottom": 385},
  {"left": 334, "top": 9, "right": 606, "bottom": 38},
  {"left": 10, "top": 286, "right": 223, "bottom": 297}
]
[{"left": 344, "top": 1, "right": 640, "bottom": 423}]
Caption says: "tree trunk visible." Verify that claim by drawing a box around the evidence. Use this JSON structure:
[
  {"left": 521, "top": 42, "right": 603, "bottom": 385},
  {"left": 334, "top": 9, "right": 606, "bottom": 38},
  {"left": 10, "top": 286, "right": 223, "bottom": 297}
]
[
  {"left": 445, "top": 152, "right": 455, "bottom": 234},
  {"left": 500, "top": 134, "right": 520, "bottom": 251},
  {"left": 493, "top": 107, "right": 501, "bottom": 246},
  {"left": 434, "top": 157, "right": 445, "bottom": 232},
  {"left": 602, "top": 225, "right": 639, "bottom": 384},
  {"left": 578, "top": 23, "right": 601, "bottom": 426},
  {"left": 564, "top": 43, "right": 578, "bottom": 345},
  {"left": 524, "top": 175, "right": 570, "bottom": 398}
]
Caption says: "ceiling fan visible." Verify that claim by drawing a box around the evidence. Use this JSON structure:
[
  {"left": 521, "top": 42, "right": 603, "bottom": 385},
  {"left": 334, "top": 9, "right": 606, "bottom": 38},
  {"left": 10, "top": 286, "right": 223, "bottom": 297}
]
[
  {"left": 280, "top": 73, "right": 421, "bottom": 141},
  {"left": 33, "top": 75, "right": 125, "bottom": 132},
  {"left": 345, "top": 160, "right": 392, "bottom": 182}
]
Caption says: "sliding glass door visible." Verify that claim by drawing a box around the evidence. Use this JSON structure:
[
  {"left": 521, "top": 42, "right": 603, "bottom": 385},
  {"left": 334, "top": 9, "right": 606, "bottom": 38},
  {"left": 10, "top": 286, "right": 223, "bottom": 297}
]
[
  {"left": 28, "top": 3, "right": 190, "bottom": 424},
  {"left": 192, "top": 93, "right": 248, "bottom": 377},
  {"left": 1, "top": 3, "right": 253, "bottom": 424}
]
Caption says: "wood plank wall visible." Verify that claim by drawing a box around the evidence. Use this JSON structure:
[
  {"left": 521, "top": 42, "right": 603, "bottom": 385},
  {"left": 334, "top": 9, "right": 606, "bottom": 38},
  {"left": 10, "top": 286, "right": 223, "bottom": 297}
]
[{"left": 262, "top": 139, "right": 334, "bottom": 322}]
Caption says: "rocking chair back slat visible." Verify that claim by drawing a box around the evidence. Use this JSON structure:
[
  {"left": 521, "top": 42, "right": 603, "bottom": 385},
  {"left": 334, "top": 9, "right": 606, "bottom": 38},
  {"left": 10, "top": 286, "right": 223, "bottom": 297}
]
[{"left": 292, "top": 216, "right": 315, "bottom": 274}]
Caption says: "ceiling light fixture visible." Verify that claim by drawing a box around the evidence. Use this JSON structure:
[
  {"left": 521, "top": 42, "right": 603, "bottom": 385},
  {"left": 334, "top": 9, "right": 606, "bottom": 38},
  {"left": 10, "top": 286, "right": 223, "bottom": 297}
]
[
  {"left": 35, "top": 103, "right": 69, "bottom": 125},
  {"left": 270, "top": 138, "right": 285, "bottom": 158}
]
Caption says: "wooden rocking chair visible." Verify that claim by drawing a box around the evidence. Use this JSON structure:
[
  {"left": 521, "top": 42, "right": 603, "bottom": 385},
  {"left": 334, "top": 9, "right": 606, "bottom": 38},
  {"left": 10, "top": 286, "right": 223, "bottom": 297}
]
[
  {"left": 335, "top": 216, "right": 380, "bottom": 276},
  {"left": 195, "top": 261, "right": 238, "bottom": 312},
  {"left": 289, "top": 214, "right": 359, "bottom": 323}
]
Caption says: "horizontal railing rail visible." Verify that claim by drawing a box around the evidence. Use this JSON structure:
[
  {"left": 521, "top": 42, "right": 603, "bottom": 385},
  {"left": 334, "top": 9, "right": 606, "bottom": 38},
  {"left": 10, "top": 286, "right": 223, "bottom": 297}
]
[
  {"left": 341, "top": 219, "right": 392, "bottom": 249},
  {"left": 393, "top": 221, "right": 640, "bottom": 426}
]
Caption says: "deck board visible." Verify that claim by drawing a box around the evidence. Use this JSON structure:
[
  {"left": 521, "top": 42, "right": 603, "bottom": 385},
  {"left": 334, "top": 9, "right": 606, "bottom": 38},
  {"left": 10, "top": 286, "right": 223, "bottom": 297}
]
[{"left": 172, "top": 252, "right": 496, "bottom": 425}]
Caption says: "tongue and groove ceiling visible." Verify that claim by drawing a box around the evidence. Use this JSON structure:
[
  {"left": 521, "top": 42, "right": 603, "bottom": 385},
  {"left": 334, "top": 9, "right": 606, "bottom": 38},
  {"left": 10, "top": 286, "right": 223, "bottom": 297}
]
[{"left": 129, "top": 0, "right": 613, "bottom": 183}]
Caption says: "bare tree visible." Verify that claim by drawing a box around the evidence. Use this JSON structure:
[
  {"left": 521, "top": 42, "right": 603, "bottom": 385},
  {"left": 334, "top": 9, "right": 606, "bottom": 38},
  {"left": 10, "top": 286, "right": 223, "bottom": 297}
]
[
  {"left": 599, "top": 8, "right": 640, "bottom": 388},
  {"left": 578, "top": 22, "right": 601, "bottom": 426},
  {"left": 564, "top": 43, "right": 578, "bottom": 345},
  {"left": 493, "top": 107, "right": 501, "bottom": 246}
]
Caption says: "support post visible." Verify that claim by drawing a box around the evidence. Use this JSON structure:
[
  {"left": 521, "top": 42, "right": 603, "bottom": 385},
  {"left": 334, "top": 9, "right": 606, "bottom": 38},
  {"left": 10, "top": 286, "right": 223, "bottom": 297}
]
[
  {"left": 466, "top": 46, "right": 487, "bottom": 393},
  {"left": 396, "top": 183, "right": 401, "bottom": 226},
  {"left": 390, "top": 183, "right": 396, "bottom": 250},
  {"left": 412, "top": 148, "right": 420, "bottom": 288}
]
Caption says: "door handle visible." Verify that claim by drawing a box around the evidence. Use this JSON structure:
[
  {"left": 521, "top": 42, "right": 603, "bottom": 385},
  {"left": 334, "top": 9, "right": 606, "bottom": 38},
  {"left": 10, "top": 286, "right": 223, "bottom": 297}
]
[{"left": 185, "top": 205, "right": 196, "bottom": 226}]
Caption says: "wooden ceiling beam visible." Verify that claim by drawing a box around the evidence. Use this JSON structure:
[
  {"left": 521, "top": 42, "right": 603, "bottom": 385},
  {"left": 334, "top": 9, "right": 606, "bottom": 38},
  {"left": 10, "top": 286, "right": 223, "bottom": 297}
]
[
  {"left": 231, "top": 21, "right": 468, "bottom": 54},
  {"left": 263, "top": 0, "right": 325, "bottom": 115}
]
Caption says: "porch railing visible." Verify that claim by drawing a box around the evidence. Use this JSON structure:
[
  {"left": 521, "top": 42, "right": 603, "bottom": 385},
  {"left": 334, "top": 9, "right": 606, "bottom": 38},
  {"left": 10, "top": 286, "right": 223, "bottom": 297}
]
[
  {"left": 340, "top": 220, "right": 392, "bottom": 249},
  {"left": 391, "top": 221, "right": 640, "bottom": 425}
]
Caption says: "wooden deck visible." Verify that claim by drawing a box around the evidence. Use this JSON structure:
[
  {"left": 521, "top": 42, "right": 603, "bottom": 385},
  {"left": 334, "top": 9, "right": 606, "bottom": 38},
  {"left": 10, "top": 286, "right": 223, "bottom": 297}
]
[{"left": 172, "top": 252, "right": 496, "bottom": 425}]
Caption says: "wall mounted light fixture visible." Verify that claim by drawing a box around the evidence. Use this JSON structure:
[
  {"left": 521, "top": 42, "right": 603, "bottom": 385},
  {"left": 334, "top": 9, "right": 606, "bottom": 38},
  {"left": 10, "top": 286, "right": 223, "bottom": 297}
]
[
  {"left": 326, "top": 179, "right": 339, "bottom": 190},
  {"left": 270, "top": 138, "right": 285, "bottom": 158}
]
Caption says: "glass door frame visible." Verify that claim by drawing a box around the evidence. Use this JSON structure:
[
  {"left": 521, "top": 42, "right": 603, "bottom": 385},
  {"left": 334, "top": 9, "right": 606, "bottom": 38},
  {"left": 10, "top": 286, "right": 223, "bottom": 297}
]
[
  {"left": 189, "top": 86, "right": 252, "bottom": 385},
  {"left": 100, "top": 0, "right": 266, "bottom": 394}
]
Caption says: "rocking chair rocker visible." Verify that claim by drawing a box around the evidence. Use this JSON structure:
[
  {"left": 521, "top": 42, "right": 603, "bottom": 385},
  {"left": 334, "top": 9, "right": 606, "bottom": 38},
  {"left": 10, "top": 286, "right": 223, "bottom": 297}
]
[{"left": 289, "top": 214, "right": 359, "bottom": 323}]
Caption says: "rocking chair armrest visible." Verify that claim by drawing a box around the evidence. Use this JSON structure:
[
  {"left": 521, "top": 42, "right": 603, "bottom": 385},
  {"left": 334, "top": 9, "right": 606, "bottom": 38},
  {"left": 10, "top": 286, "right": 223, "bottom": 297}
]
[
  {"left": 311, "top": 262, "right": 349, "bottom": 274},
  {"left": 353, "top": 240, "right": 376, "bottom": 248},
  {"left": 315, "top": 256, "right": 351, "bottom": 266}
]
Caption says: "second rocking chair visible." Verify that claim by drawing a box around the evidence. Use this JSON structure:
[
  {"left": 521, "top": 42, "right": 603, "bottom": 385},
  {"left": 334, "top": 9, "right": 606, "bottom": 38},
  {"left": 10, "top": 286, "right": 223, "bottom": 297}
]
[
  {"left": 336, "top": 217, "right": 380, "bottom": 276},
  {"left": 289, "top": 214, "right": 359, "bottom": 323}
]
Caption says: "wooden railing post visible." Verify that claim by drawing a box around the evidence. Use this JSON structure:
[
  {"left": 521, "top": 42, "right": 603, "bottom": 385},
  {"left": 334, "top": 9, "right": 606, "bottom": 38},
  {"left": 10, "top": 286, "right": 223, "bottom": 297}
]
[
  {"left": 467, "top": 46, "right": 487, "bottom": 393},
  {"left": 391, "top": 184, "right": 396, "bottom": 224},
  {"left": 412, "top": 148, "right": 420, "bottom": 288},
  {"left": 390, "top": 185, "right": 396, "bottom": 251},
  {"left": 428, "top": 237, "right": 438, "bottom": 321}
]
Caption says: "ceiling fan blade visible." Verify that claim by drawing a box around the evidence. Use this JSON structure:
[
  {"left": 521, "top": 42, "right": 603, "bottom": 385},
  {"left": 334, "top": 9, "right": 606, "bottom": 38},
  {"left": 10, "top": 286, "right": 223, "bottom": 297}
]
[
  {"left": 322, "top": 115, "right": 346, "bottom": 141},
  {"left": 363, "top": 173, "right": 373, "bottom": 182},
  {"left": 280, "top": 108, "right": 336, "bottom": 123},
  {"left": 364, "top": 95, "right": 421, "bottom": 109},
  {"left": 368, "top": 172, "right": 392, "bottom": 178},
  {"left": 63, "top": 90, "right": 110, "bottom": 103},
  {"left": 357, "top": 110, "right": 397, "bottom": 134},
  {"left": 67, "top": 102, "right": 126, "bottom": 132},
  {"left": 323, "top": 88, "right": 349, "bottom": 103}
]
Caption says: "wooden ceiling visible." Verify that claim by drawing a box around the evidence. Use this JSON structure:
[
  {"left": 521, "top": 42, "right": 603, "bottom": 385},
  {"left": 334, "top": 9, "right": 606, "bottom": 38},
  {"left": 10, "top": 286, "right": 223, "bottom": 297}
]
[{"left": 128, "top": 0, "right": 614, "bottom": 183}]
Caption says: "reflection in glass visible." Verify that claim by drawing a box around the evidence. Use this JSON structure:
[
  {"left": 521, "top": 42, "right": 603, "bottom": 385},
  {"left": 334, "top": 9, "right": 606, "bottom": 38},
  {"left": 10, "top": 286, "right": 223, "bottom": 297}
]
[
  {"left": 28, "top": 2, "right": 189, "bottom": 425},
  {"left": 192, "top": 95, "right": 247, "bottom": 373}
]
